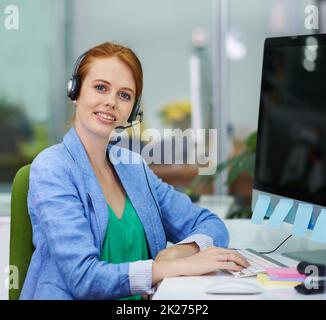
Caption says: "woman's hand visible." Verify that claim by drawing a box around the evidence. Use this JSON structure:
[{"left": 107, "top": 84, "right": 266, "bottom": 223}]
[
  {"left": 174, "top": 246, "right": 250, "bottom": 276},
  {"left": 152, "top": 246, "right": 249, "bottom": 285},
  {"left": 155, "top": 242, "right": 200, "bottom": 262}
]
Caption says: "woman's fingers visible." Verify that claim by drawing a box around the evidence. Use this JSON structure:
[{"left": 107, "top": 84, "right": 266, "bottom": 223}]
[
  {"left": 206, "top": 247, "right": 250, "bottom": 268},
  {"left": 218, "top": 252, "right": 249, "bottom": 268},
  {"left": 215, "top": 261, "right": 244, "bottom": 271}
]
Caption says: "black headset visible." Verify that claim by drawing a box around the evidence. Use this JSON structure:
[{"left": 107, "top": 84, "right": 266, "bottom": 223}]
[{"left": 67, "top": 50, "right": 143, "bottom": 124}]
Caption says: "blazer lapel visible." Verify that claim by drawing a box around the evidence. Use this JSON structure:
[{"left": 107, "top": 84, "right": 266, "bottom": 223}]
[
  {"left": 85, "top": 181, "right": 108, "bottom": 251},
  {"left": 63, "top": 127, "right": 108, "bottom": 250},
  {"left": 108, "top": 145, "right": 159, "bottom": 258}
]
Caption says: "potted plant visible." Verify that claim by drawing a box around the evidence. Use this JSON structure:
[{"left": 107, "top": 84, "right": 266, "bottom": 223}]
[
  {"left": 0, "top": 97, "right": 51, "bottom": 182},
  {"left": 160, "top": 100, "right": 191, "bottom": 130},
  {"left": 185, "top": 131, "right": 257, "bottom": 218},
  {"left": 17, "top": 123, "right": 51, "bottom": 161}
]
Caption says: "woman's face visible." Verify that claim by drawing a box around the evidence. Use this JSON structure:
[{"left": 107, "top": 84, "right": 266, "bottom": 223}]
[{"left": 75, "top": 56, "right": 136, "bottom": 139}]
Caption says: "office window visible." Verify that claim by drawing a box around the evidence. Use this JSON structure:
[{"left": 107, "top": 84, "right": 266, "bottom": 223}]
[{"left": 0, "top": 0, "right": 68, "bottom": 189}]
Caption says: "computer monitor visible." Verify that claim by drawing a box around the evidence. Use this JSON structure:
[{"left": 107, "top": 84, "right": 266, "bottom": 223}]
[{"left": 252, "top": 33, "right": 326, "bottom": 264}]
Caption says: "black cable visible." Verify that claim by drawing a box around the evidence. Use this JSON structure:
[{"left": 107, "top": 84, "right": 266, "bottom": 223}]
[
  {"left": 258, "top": 234, "right": 293, "bottom": 254},
  {"left": 141, "top": 158, "right": 163, "bottom": 222},
  {"left": 130, "top": 125, "right": 163, "bottom": 222},
  {"left": 229, "top": 234, "right": 293, "bottom": 254}
]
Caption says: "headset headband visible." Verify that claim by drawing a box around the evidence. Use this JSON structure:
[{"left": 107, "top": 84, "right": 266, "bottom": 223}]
[{"left": 67, "top": 50, "right": 142, "bottom": 123}]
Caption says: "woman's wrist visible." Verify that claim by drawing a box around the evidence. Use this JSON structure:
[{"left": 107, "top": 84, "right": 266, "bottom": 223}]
[
  {"left": 155, "top": 242, "right": 200, "bottom": 263},
  {"left": 152, "top": 260, "right": 182, "bottom": 285},
  {"left": 152, "top": 243, "right": 201, "bottom": 285},
  {"left": 176, "top": 242, "right": 200, "bottom": 255}
]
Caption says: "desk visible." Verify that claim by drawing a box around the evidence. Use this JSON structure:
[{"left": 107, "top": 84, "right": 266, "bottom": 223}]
[{"left": 153, "top": 219, "right": 326, "bottom": 300}]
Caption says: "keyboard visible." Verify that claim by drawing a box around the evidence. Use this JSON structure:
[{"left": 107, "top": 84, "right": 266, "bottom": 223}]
[{"left": 225, "top": 248, "right": 288, "bottom": 278}]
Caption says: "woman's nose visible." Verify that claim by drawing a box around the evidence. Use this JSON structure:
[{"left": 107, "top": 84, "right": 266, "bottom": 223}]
[{"left": 105, "top": 96, "right": 118, "bottom": 110}]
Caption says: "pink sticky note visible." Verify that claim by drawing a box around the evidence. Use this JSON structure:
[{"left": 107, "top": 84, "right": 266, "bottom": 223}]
[{"left": 266, "top": 267, "right": 306, "bottom": 279}]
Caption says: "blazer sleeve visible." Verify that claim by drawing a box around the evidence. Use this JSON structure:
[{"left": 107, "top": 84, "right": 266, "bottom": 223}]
[
  {"left": 28, "top": 157, "right": 152, "bottom": 299},
  {"left": 142, "top": 159, "right": 230, "bottom": 248}
]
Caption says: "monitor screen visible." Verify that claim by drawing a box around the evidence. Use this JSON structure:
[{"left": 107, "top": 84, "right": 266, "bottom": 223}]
[{"left": 254, "top": 34, "right": 326, "bottom": 207}]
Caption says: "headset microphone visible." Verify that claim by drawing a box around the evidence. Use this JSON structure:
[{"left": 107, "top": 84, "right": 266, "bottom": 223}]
[{"left": 115, "top": 110, "right": 143, "bottom": 132}]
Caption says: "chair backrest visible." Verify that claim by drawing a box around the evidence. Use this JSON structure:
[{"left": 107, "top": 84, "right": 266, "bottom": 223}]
[{"left": 9, "top": 164, "right": 34, "bottom": 300}]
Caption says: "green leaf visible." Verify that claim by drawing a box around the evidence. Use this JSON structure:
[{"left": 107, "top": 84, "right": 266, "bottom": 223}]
[
  {"left": 243, "top": 153, "right": 256, "bottom": 176},
  {"left": 226, "top": 207, "right": 253, "bottom": 219},
  {"left": 226, "top": 161, "right": 244, "bottom": 185},
  {"left": 17, "top": 124, "right": 51, "bottom": 160},
  {"left": 245, "top": 131, "right": 257, "bottom": 152},
  {"left": 225, "top": 152, "right": 255, "bottom": 185}
]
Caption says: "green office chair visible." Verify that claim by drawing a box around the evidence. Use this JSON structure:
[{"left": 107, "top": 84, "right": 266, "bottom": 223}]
[{"left": 9, "top": 164, "right": 34, "bottom": 300}]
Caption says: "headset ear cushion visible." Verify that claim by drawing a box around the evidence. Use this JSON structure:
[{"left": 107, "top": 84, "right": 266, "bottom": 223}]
[
  {"left": 68, "top": 76, "right": 81, "bottom": 101},
  {"left": 67, "top": 78, "right": 73, "bottom": 99}
]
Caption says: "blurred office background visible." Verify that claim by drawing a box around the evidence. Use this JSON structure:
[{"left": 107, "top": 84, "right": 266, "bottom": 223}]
[
  {"left": 0, "top": 0, "right": 325, "bottom": 209},
  {"left": 1, "top": 0, "right": 326, "bottom": 300}
]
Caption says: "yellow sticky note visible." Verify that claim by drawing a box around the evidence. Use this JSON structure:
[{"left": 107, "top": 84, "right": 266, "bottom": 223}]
[{"left": 257, "top": 273, "right": 302, "bottom": 287}]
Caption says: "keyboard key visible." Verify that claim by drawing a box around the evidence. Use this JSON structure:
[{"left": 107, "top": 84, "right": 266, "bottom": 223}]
[{"left": 224, "top": 248, "right": 287, "bottom": 278}]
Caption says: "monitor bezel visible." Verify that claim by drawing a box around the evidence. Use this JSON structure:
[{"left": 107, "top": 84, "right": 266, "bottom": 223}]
[{"left": 253, "top": 33, "right": 326, "bottom": 210}]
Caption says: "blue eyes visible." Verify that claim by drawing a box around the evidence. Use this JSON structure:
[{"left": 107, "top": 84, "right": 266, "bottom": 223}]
[
  {"left": 94, "top": 84, "right": 131, "bottom": 101},
  {"left": 95, "top": 84, "right": 106, "bottom": 92},
  {"left": 119, "top": 92, "right": 131, "bottom": 100}
]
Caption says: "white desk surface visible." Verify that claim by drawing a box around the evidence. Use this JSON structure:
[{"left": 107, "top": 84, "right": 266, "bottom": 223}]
[{"left": 153, "top": 219, "right": 326, "bottom": 300}]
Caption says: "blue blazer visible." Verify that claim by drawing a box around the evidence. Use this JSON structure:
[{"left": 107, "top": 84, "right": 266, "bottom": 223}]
[{"left": 20, "top": 127, "right": 229, "bottom": 300}]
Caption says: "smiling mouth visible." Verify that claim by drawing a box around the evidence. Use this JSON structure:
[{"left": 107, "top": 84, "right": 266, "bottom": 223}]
[{"left": 93, "top": 112, "right": 117, "bottom": 122}]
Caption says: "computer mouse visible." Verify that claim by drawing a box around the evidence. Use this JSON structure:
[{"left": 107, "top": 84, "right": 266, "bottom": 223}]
[{"left": 205, "top": 280, "right": 263, "bottom": 295}]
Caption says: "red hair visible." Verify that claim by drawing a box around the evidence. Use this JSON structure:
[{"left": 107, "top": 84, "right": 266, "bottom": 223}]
[{"left": 77, "top": 42, "right": 143, "bottom": 99}]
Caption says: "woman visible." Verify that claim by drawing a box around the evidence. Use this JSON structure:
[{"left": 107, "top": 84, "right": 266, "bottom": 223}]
[{"left": 20, "top": 42, "right": 248, "bottom": 300}]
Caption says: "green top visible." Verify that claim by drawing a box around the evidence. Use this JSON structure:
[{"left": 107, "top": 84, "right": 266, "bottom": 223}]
[{"left": 100, "top": 194, "right": 149, "bottom": 300}]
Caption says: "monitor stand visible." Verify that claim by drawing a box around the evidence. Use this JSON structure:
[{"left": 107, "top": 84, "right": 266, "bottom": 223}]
[{"left": 282, "top": 250, "right": 326, "bottom": 265}]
